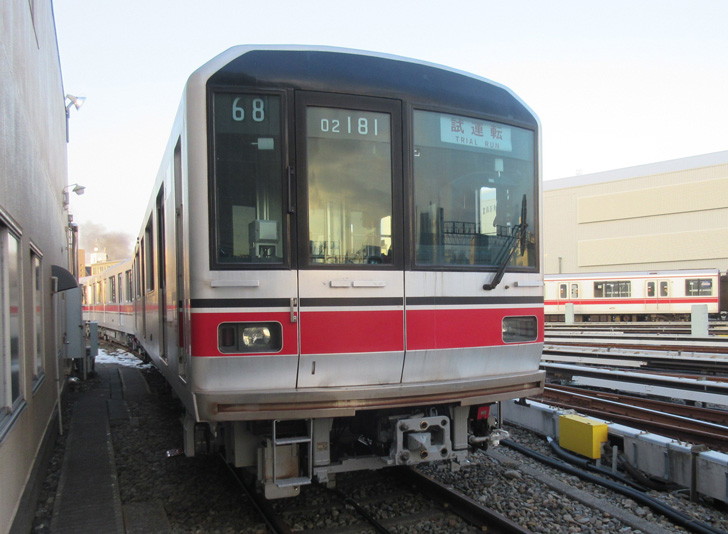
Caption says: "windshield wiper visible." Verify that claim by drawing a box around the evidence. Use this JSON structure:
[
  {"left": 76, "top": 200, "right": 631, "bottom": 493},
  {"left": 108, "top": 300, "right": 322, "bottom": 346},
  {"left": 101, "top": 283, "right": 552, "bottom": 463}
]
[{"left": 483, "top": 195, "right": 528, "bottom": 291}]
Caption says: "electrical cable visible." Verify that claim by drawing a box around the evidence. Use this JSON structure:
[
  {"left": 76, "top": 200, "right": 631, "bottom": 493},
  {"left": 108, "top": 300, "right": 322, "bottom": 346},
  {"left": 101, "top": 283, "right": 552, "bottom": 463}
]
[{"left": 502, "top": 439, "right": 726, "bottom": 534}]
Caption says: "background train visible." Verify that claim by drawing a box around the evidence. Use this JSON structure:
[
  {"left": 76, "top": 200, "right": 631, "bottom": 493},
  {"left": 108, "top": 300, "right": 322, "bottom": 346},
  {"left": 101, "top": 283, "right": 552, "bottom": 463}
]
[
  {"left": 544, "top": 269, "right": 727, "bottom": 322},
  {"left": 81, "top": 45, "right": 545, "bottom": 498}
]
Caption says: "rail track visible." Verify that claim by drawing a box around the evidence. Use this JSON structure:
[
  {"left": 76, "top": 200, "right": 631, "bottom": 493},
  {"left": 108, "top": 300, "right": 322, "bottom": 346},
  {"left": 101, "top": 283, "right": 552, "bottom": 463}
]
[
  {"left": 534, "top": 384, "right": 728, "bottom": 452},
  {"left": 227, "top": 463, "right": 533, "bottom": 534},
  {"left": 542, "top": 343, "right": 728, "bottom": 375},
  {"left": 546, "top": 321, "right": 728, "bottom": 336}
]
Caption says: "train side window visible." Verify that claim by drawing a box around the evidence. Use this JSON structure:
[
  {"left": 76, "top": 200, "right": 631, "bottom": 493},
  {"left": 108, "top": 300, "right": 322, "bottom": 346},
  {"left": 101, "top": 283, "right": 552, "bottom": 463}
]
[
  {"left": 660, "top": 281, "right": 669, "bottom": 297},
  {"left": 211, "top": 93, "right": 284, "bottom": 267},
  {"left": 109, "top": 276, "right": 116, "bottom": 303},
  {"left": 686, "top": 278, "right": 712, "bottom": 296},
  {"left": 134, "top": 251, "right": 141, "bottom": 298},
  {"left": 570, "top": 284, "right": 579, "bottom": 298},
  {"left": 125, "top": 270, "right": 133, "bottom": 302},
  {"left": 595, "top": 280, "right": 631, "bottom": 298},
  {"left": 559, "top": 284, "right": 567, "bottom": 299},
  {"left": 144, "top": 220, "right": 154, "bottom": 292},
  {"left": 647, "top": 281, "right": 655, "bottom": 297}
]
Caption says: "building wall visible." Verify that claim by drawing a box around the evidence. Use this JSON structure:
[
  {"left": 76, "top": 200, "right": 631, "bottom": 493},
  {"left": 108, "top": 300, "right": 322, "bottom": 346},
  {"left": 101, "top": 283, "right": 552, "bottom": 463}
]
[
  {"left": 544, "top": 151, "right": 728, "bottom": 274},
  {"left": 0, "top": 1, "right": 69, "bottom": 532}
]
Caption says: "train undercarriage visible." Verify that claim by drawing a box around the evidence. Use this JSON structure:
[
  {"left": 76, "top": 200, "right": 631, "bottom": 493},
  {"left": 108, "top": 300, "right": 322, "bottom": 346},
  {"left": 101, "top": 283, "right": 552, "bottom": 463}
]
[{"left": 184, "top": 404, "right": 506, "bottom": 499}]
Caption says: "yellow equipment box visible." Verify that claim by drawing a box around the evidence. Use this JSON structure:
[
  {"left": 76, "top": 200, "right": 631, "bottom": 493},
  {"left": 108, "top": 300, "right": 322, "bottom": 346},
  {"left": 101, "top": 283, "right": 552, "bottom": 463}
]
[{"left": 558, "top": 414, "right": 608, "bottom": 459}]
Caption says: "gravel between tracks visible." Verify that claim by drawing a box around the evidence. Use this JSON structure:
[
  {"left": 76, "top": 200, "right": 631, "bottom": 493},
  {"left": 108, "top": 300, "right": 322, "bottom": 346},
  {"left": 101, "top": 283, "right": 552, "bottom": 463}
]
[{"left": 31, "top": 353, "right": 728, "bottom": 534}]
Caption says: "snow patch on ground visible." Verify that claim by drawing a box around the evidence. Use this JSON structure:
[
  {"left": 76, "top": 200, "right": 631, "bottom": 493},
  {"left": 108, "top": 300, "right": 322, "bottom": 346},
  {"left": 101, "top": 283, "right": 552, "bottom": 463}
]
[{"left": 95, "top": 347, "right": 153, "bottom": 369}]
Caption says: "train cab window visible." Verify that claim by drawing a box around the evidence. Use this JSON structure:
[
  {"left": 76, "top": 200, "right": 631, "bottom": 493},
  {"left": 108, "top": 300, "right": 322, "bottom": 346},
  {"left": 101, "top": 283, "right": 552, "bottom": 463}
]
[
  {"left": 305, "top": 107, "right": 393, "bottom": 265},
  {"left": 559, "top": 284, "right": 567, "bottom": 299},
  {"left": 413, "top": 110, "right": 536, "bottom": 268},
  {"left": 211, "top": 93, "right": 284, "bottom": 266},
  {"left": 686, "top": 278, "right": 712, "bottom": 296}
]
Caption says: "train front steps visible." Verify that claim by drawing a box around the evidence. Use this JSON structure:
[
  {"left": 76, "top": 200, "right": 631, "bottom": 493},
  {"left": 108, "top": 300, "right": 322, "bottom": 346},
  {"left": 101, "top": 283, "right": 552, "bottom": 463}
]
[{"left": 498, "top": 398, "right": 728, "bottom": 504}]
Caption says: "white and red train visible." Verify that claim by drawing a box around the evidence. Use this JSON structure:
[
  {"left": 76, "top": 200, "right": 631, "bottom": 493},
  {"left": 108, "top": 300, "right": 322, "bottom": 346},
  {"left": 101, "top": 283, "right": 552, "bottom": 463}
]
[
  {"left": 545, "top": 269, "right": 727, "bottom": 322},
  {"left": 81, "top": 45, "right": 544, "bottom": 497}
]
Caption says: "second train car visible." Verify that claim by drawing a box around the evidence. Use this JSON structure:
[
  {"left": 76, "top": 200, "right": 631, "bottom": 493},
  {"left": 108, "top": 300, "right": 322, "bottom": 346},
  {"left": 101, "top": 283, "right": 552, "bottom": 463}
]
[
  {"left": 82, "top": 46, "right": 545, "bottom": 497},
  {"left": 544, "top": 269, "right": 725, "bottom": 322}
]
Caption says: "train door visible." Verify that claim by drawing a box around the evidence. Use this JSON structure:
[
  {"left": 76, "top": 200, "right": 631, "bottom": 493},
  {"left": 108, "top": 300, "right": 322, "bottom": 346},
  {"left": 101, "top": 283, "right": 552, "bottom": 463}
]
[
  {"left": 173, "top": 139, "right": 187, "bottom": 379},
  {"left": 646, "top": 279, "right": 670, "bottom": 312},
  {"left": 295, "top": 93, "right": 405, "bottom": 387},
  {"left": 558, "top": 283, "right": 568, "bottom": 314},
  {"left": 117, "top": 273, "right": 123, "bottom": 329},
  {"left": 156, "top": 189, "right": 167, "bottom": 362}
]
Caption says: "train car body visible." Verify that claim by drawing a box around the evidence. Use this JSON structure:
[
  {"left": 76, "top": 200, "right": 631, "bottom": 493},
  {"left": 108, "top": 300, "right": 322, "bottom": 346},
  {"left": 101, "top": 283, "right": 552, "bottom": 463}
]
[
  {"left": 83, "top": 46, "right": 545, "bottom": 497},
  {"left": 544, "top": 269, "right": 722, "bottom": 322},
  {"left": 81, "top": 261, "right": 136, "bottom": 343}
]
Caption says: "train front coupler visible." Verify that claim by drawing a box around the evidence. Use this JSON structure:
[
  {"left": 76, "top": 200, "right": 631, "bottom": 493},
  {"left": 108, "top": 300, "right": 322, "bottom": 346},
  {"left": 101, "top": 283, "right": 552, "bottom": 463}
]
[{"left": 390, "top": 414, "right": 454, "bottom": 466}]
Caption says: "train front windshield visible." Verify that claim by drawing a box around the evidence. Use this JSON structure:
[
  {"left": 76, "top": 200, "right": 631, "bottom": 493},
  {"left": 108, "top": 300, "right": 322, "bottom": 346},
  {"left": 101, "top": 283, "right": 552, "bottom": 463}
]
[
  {"left": 413, "top": 110, "right": 536, "bottom": 268},
  {"left": 210, "top": 92, "right": 536, "bottom": 271}
]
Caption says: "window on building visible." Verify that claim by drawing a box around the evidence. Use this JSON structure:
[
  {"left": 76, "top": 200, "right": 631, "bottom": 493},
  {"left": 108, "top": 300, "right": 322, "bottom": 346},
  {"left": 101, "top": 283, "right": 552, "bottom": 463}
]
[
  {"left": 1, "top": 226, "right": 23, "bottom": 427},
  {"left": 32, "top": 252, "right": 43, "bottom": 383}
]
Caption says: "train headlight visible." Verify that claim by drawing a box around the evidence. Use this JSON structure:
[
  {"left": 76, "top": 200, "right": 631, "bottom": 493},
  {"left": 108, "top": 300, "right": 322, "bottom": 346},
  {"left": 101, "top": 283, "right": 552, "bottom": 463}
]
[{"left": 218, "top": 322, "right": 282, "bottom": 354}]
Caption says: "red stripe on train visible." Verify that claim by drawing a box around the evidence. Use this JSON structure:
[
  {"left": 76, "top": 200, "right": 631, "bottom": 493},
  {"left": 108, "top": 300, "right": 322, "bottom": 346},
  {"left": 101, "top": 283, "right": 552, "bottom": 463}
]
[
  {"left": 406, "top": 307, "right": 544, "bottom": 350},
  {"left": 300, "top": 309, "right": 404, "bottom": 354},
  {"left": 190, "top": 308, "right": 543, "bottom": 357},
  {"left": 544, "top": 297, "right": 718, "bottom": 306},
  {"left": 190, "top": 311, "right": 297, "bottom": 357}
]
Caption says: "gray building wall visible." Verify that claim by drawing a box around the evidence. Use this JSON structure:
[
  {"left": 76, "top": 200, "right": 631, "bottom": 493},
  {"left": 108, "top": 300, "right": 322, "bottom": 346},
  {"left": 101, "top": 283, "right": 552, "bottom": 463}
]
[
  {"left": 544, "top": 151, "right": 728, "bottom": 275},
  {"left": 0, "top": 1, "right": 69, "bottom": 532}
]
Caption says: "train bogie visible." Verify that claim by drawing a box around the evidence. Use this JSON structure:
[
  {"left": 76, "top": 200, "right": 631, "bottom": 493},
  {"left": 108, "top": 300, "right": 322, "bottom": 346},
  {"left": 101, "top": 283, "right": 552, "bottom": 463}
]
[{"left": 83, "top": 46, "right": 545, "bottom": 497}]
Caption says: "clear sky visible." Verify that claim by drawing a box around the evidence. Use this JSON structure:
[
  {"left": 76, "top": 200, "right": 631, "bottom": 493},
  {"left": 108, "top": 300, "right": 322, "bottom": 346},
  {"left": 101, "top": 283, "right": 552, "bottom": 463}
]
[{"left": 54, "top": 0, "right": 728, "bottom": 254}]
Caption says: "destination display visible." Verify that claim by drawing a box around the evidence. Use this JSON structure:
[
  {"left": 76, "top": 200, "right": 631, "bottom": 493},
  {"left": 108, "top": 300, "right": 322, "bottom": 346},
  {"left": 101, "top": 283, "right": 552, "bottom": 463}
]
[{"left": 440, "top": 115, "right": 512, "bottom": 152}]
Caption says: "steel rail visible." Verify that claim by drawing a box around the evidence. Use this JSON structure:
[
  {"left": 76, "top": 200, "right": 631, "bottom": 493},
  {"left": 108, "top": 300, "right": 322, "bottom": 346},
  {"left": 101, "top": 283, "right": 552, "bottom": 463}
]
[
  {"left": 396, "top": 467, "right": 533, "bottom": 534},
  {"left": 545, "top": 383, "right": 728, "bottom": 425},
  {"left": 535, "top": 386, "right": 728, "bottom": 452}
]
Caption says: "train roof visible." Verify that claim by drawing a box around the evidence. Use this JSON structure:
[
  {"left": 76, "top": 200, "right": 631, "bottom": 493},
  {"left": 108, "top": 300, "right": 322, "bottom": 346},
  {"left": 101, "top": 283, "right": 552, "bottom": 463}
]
[
  {"left": 189, "top": 45, "right": 539, "bottom": 129},
  {"left": 545, "top": 269, "right": 721, "bottom": 280}
]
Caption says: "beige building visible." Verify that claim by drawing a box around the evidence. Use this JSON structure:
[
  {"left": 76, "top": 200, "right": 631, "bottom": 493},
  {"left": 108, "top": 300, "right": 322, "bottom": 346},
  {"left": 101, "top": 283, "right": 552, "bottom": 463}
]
[
  {"left": 1, "top": 2, "right": 75, "bottom": 532},
  {"left": 543, "top": 151, "right": 728, "bottom": 275}
]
